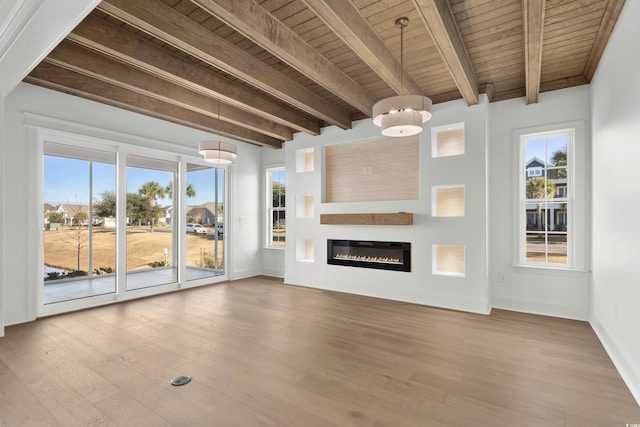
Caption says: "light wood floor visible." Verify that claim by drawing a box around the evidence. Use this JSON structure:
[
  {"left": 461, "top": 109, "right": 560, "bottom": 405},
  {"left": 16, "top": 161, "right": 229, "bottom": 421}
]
[{"left": 1, "top": 276, "right": 638, "bottom": 426}]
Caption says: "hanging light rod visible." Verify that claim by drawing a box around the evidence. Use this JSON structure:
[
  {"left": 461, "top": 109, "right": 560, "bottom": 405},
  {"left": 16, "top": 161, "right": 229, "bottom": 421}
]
[{"left": 372, "top": 17, "right": 432, "bottom": 137}]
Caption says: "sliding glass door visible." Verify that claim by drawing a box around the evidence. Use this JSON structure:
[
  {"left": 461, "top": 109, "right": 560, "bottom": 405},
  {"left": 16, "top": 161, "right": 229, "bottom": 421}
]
[
  {"left": 125, "top": 155, "right": 177, "bottom": 290},
  {"left": 43, "top": 143, "right": 117, "bottom": 304},
  {"left": 185, "top": 163, "right": 225, "bottom": 281},
  {"left": 41, "top": 135, "right": 228, "bottom": 311}
]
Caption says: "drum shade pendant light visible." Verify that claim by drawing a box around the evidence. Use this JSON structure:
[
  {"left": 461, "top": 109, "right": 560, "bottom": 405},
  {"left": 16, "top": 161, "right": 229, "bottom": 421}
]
[
  {"left": 199, "top": 99, "right": 237, "bottom": 164},
  {"left": 372, "top": 17, "right": 432, "bottom": 137},
  {"left": 198, "top": 140, "right": 237, "bottom": 164}
]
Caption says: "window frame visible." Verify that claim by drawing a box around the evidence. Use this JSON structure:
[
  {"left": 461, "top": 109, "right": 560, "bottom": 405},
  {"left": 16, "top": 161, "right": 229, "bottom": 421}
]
[
  {"left": 266, "top": 165, "right": 286, "bottom": 249},
  {"left": 513, "top": 121, "right": 586, "bottom": 271},
  {"left": 30, "top": 119, "right": 230, "bottom": 318}
]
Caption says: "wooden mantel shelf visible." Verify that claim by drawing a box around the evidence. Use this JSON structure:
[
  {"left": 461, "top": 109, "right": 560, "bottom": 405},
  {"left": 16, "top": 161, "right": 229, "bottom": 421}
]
[{"left": 320, "top": 213, "right": 413, "bottom": 225}]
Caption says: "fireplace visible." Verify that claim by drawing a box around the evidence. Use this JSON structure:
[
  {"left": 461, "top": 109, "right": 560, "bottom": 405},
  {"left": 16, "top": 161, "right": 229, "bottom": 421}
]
[{"left": 327, "top": 240, "right": 411, "bottom": 272}]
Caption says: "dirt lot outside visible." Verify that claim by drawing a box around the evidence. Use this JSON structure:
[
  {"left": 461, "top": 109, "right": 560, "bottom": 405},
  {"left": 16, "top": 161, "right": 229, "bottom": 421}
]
[{"left": 44, "top": 226, "right": 223, "bottom": 273}]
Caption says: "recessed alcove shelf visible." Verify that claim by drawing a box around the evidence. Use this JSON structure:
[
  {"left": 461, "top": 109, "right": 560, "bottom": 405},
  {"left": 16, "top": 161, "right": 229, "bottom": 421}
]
[
  {"left": 320, "top": 213, "right": 413, "bottom": 225},
  {"left": 295, "top": 147, "right": 314, "bottom": 173},
  {"left": 432, "top": 122, "right": 465, "bottom": 158},
  {"left": 432, "top": 185, "right": 465, "bottom": 217},
  {"left": 432, "top": 244, "right": 465, "bottom": 277},
  {"left": 296, "top": 194, "right": 314, "bottom": 218},
  {"left": 296, "top": 239, "right": 314, "bottom": 263}
]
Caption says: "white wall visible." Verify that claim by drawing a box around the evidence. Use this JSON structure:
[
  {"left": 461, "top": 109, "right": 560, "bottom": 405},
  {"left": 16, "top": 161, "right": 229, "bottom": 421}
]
[
  {"left": 261, "top": 146, "right": 286, "bottom": 278},
  {"left": 0, "top": 97, "right": 5, "bottom": 336},
  {"left": 284, "top": 97, "right": 490, "bottom": 314},
  {"left": 230, "top": 142, "right": 264, "bottom": 280},
  {"left": 2, "top": 83, "right": 263, "bottom": 325},
  {"left": 285, "top": 88, "right": 594, "bottom": 319},
  {"left": 488, "top": 86, "right": 592, "bottom": 320},
  {"left": 590, "top": 0, "right": 640, "bottom": 404},
  {"left": 0, "top": 0, "right": 100, "bottom": 336}
]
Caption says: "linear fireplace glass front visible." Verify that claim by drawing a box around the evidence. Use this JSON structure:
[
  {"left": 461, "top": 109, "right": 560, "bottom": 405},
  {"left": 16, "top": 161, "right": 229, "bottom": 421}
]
[{"left": 327, "top": 240, "right": 411, "bottom": 272}]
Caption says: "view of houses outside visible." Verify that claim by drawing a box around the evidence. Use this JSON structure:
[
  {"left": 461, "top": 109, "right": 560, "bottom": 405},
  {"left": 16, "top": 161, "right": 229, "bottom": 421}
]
[
  {"left": 270, "top": 167, "right": 286, "bottom": 247},
  {"left": 185, "top": 164, "right": 224, "bottom": 277},
  {"left": 43, "top": 154, "right": 116, "bottom": 284},
  {"left": 43, "top": 151, "right": 225, "bottom": 300},
  {"left": 524, "top": 134, "right": 568, "bottom": 264},
  {"left": 124, "top": 160, "right": 177, "bottom": 288}
]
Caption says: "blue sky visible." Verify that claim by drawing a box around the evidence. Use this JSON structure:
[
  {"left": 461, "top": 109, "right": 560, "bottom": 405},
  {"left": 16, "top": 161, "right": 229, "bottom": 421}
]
[
  {"left": 525, "top": 135, "right": 567, "bottom": 165},
  {"left": 44, "top": 156, "right": 224, "bottom": 206}
]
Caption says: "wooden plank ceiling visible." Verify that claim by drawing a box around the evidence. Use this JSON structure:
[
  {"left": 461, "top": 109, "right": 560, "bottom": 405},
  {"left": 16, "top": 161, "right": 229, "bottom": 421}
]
[{"left": 25, "top": 0, "right": 626, "bottom": 148}]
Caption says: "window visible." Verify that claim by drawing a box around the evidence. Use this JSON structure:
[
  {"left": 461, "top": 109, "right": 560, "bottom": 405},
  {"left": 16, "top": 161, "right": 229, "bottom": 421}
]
[
  {"left": 556, "top": 186, "right": 567, "bottom": 198},
  {"left": 125, "top": 155, "right": 177, "bottom": 290},
  {"left": 519, "top": 128, "right": 572, "bottom": 267},
  {"left": 37, "top": 126, "right": 231, "bottom": 315},
  {"left": 267, "top": 166, "right": 286, "bottom": 248},
  {"left": 186, "top": 164, "right": 225, "bottom": 281},
  {"left": 43, "top": 143, "right": 116, "bottom": 304},
  {"left": 527, "top": 167, "right": 543, "bottom": 177}
]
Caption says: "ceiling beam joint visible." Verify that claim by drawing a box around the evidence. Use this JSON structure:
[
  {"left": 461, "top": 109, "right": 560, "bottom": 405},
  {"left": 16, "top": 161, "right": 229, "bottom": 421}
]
[{"left": 412, "top": 0, "right": 479, "bottom": 105}]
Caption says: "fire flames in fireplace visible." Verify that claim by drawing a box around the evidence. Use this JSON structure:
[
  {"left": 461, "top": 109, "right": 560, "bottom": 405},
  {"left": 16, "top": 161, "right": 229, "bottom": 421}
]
[
  {"left": 327, "top": 240, "right": 411, "bottom": 272},
  {"left": 334, "top": 253, "right": 401, "bottom": 264}
]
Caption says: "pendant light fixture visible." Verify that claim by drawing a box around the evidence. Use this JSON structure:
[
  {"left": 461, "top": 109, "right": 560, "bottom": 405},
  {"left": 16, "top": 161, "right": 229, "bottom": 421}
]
[
  {"left": 198, "top": 140, "right": 237, "bottom": 164},
  {"left": 372, "top": 17, "right": 432, "bottom": 137},
  {"left": 198, "top": 98, "right": 237, "bottom": 164}
]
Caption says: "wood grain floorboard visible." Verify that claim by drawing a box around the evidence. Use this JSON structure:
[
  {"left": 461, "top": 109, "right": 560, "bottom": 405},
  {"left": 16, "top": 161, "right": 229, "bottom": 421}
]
[{"left": 0, "top": 276, "right": 638, "bottom": 426}]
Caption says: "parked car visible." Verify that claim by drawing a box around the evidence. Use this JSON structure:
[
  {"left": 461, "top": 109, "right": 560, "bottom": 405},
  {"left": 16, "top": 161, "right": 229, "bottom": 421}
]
[
  {"left": 216, "top": 224, "right": 224, "bottom": 236},
  {"left": 186, "top": 223, "right": 207, "bottom": 234}
]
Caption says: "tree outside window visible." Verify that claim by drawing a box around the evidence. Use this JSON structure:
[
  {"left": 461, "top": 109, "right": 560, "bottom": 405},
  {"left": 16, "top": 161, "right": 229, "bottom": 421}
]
[
  {"left": 267, "top": 167, "right": 286, "bottom": 248},
  {"left": 522, "top": 130, "right": 571, "bottom": 266}
]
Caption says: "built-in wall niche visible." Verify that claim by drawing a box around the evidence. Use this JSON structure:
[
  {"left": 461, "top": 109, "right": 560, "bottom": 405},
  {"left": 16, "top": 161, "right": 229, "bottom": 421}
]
[
  {"left": 296, "top": 148, "right": 314, "bottom": 173},
  {"left": 432, "top": 245, "right": 465, "bottom": 277},
  {"left": 432, "top": 122, "right": 464, "bottom": 158},
  {"left": 324, "top": 136, "right": 419, "bottom": 203},
  {"left": 432, "top": 185, "right": 465, "bottom": 217},
  {"left": 296, "top": 239, "right": 314, "bottom": 263},
  {"left": 296, "top": 194, "right": 314, "bottom": 218}
]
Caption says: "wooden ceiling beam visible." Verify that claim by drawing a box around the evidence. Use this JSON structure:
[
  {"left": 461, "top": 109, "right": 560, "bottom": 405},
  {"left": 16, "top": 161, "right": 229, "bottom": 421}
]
[
  {"left": 46, "top": 40, "right": 293, "bottom": 141},
  {"left": 584, "top": 0, "right": 626, "bottom": 81},
  {"left": 301, "top": 0, "right": 423, "bottom": 98},
  {"left": 192, "top": 0, "right": 375, "bottom": 116},
  {"left": 479, "top": 82, "right": 495, "bottom": 102},
  {"left": 69, "top": 15, "right": 319, "bottom": 136},
  {"left": 26, "top": 62, "right": 283, "bottom": 148},
  {"left": 523, "top": 0, "right": 546, "bottom": 104},
  {"left": 412, "top": 0, "right": 479, "bottom": 105},
  {"left": 98, "top": 0, "right": 352, "bottom": 130}
]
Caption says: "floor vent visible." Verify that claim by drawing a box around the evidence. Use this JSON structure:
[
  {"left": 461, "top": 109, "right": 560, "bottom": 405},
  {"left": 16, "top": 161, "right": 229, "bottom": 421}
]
[{"left": 170, "top": 375, "right": 192, "bottom": 386}]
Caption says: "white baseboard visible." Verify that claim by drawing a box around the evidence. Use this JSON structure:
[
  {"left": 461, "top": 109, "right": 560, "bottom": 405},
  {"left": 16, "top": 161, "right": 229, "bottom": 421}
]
[
  {"left": 283, "top": 276, "right": 490, "bottom": 315},
  {"left": 261, "top": 266, "right": 284, "bottom": 278},
  {"left": 231, "top": 267, "right": 262, "bottom": 281},
  {"left": 492, "top": 296, "right": 589, "bottom": 320},
  {"left": 590, "top": 315, "right": 640, "bottom": 406}
]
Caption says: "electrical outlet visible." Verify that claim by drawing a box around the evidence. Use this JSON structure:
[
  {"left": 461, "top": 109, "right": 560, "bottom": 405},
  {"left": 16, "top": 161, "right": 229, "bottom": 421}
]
[{"left": 498, "top": 272, "right": 506, "bottom": 283}]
